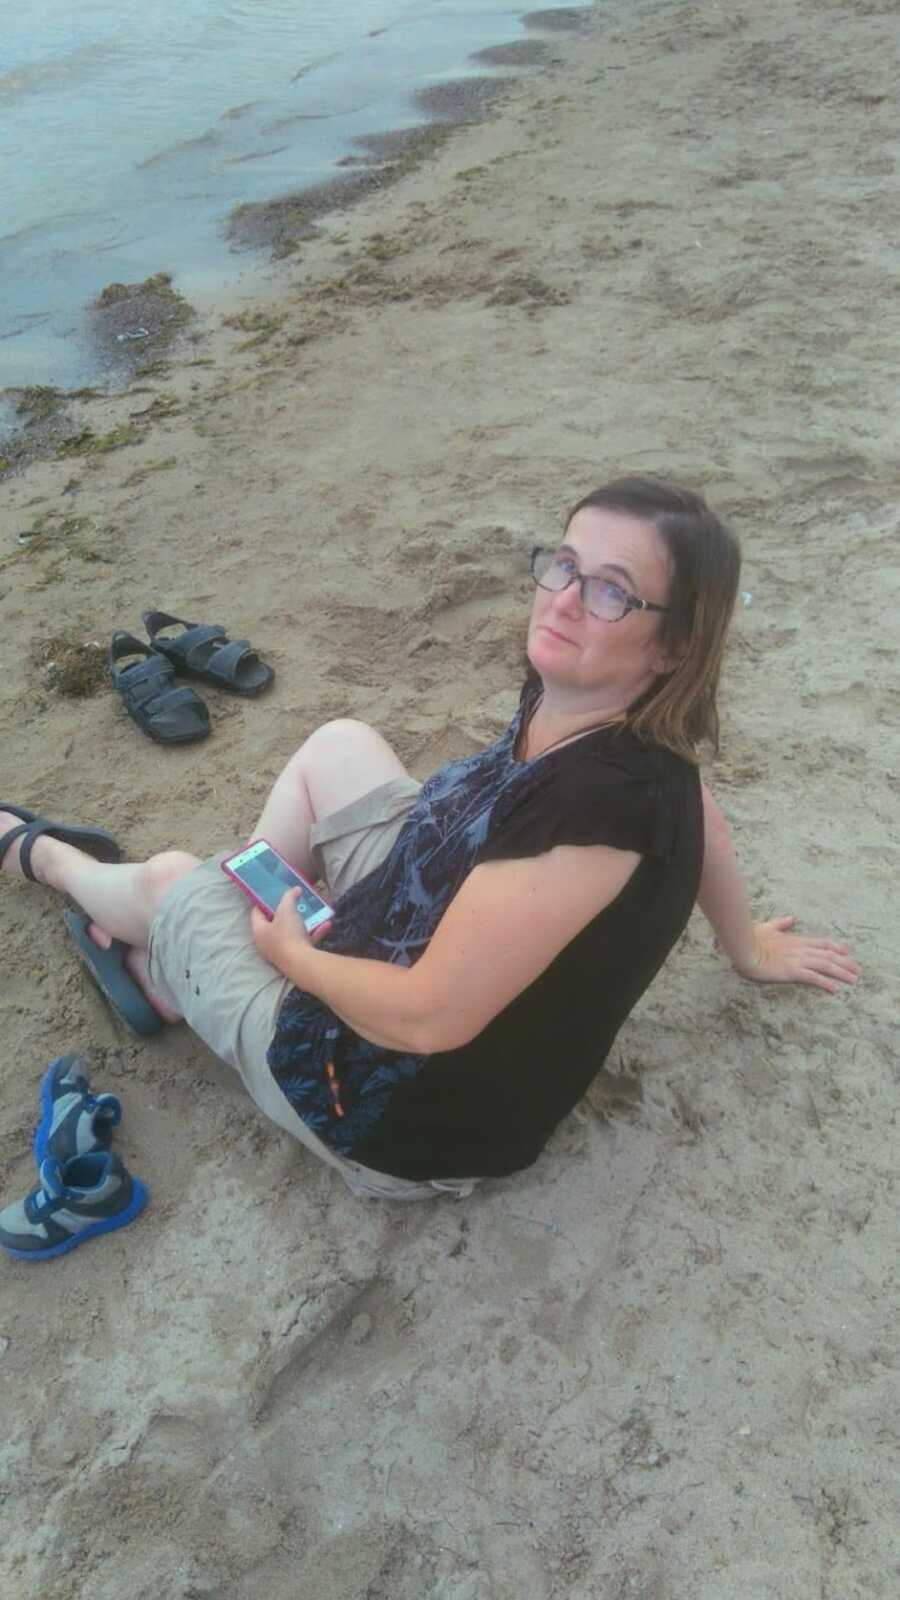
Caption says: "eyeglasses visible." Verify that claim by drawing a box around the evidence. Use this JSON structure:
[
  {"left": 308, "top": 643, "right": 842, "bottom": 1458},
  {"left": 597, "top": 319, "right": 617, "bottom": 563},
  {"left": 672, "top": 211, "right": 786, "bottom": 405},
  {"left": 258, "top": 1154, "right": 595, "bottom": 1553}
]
[{"left": 530, "top": 546, "right": 672, "bottom": 623}]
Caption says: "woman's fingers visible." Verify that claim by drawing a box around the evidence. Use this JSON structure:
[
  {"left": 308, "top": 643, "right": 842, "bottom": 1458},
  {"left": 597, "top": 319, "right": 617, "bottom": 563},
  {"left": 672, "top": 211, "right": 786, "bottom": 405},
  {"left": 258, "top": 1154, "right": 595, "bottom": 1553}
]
[
  {"left": 798, "top": 967, "right": 839, "bottom": 993},
  {"left": 791, "top": 953, "right": 860, "bottom": 990},
  {"left": 799, "top": 948, "right": 860, "bottom": 978},
  {"left": 749, "top": 919, "right": 862, "bottom": 991},
  {"left": 760, "top": 919, "right": 861, "bottom": 983}
]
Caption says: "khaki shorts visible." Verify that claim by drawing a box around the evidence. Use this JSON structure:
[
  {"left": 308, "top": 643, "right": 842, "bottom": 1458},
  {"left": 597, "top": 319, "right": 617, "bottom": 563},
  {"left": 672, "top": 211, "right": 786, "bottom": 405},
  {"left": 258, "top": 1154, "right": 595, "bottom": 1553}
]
[{"left": 147, "top": 778, "right": 476, "bottom": 1201}]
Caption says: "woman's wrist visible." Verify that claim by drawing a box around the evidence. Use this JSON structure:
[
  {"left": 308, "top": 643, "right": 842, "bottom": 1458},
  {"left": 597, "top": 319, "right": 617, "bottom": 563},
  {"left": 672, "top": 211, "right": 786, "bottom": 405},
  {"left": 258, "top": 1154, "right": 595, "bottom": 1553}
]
[
  {"left": 281, "top": 936, "right": 325, "bottom": 992},
  {"left": 727, "top": 925, "right": 763, "bottom": 976},
  {"left": 251, "top": 894, "right": 330, "bottom": 991}
]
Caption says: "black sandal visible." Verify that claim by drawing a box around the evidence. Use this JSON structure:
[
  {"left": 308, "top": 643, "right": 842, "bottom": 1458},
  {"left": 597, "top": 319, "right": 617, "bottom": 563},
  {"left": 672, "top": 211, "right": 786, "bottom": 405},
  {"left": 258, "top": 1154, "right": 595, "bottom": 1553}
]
[
  {"left": 0, "top": 804, "right": 121, "bottom": 882},
  {"left": 109, "top": 632, "right": 211, "bottom": 745},
  {"left": 143, "top": 610, "right": 274, "bottom": 697},
  {"left": 64, "top": 910, "right": 165, "bottom": 1036}
]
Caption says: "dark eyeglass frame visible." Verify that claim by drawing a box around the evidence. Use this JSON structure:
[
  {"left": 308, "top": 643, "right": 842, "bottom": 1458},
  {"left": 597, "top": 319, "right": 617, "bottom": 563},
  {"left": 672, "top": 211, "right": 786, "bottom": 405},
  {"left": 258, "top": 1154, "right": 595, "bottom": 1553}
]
[{"left": 530, "top": 546, "right": 672, "bottom": 623}]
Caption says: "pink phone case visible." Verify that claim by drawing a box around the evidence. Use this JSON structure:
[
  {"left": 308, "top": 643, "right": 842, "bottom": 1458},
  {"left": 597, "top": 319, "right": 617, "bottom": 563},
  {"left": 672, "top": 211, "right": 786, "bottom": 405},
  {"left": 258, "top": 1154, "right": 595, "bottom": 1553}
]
[{"left": 221, "top": 840, "right": 332, "bottom": 924}]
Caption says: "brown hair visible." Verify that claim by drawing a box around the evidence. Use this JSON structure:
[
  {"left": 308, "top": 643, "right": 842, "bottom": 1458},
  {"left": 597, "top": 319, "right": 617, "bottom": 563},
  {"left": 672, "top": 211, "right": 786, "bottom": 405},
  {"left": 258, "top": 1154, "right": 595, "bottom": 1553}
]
[{"left": 564, "top": 475, "right": 741, "bottom": 762}]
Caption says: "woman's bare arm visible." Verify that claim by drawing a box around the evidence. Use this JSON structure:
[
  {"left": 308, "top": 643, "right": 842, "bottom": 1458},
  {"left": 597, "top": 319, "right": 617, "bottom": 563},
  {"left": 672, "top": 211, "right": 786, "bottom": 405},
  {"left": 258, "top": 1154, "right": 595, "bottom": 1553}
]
[
  {"left": 698, "top": 783, "right": 861, "bottom": 993},
  {"left": 697, "top": 783, "right": 758, "bottom": 969},
  {"left": 251, "top": 842, "right": 639, "bottom": 1054}
]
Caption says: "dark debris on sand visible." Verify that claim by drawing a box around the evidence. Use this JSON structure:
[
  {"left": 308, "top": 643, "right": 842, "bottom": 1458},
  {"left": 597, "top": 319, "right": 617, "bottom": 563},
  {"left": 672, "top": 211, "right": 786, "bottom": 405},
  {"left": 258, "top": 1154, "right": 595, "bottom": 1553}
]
[
  {"left": 1, "top": 389, "right": 84, "bottom": 478},
  {"left": 469, "top": 41, "right": 552, "bottom": 69},
  {"left": 89, "top": 272, "right": 196, "bottom": 375},
  {"left": 30, "top": 628, "right": 108, "bottom": 698},
  {"left": 523, "top": 8, "right": 594, "bottom": 32},
  {"left": 413, "top": 76, "right": 510, "bottom": 123},
  {"left": 0, "top": 274, "right": 195, "bottom": 478},
  {"left": 226, "top": 124, "right": 456, "bottom": 259},
  {"left": 226, "top": 74, "right": 515, "bottom": 261}
]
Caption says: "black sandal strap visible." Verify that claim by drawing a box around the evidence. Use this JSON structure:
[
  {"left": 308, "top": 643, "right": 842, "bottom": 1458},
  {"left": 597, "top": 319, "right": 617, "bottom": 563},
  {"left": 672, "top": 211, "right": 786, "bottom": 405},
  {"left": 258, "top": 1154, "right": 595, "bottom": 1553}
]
[
  {"left": 202, "top": 638, "right": 255, "bottom": 679},
  {"left": 177, "top": 626, "right": 230, "bottom": 668},
  {"left": 20, "top": 820, "right": 109, "bottom": 883},
  {"left": 142, "top": 609, "right": 184, "bottom": 638},
  {"left": 144, "top": 615, "right": 225, "bottom": 659},
  {"left": 113, "top": 655, "right": 177, "bottom": 709},
  {"left": 110, "top": 652, "right": 170, "bottom": 684},
  {"left": 0, "top": 821, "right": 29, "bottom": 873}
]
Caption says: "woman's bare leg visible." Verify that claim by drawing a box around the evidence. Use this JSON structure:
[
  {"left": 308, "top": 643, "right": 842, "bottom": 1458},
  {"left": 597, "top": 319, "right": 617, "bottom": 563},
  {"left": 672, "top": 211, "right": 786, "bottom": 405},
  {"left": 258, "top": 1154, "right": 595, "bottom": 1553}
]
[
  {"left": 249, "top": 719, "right": 411, "bottom": 874},
  {"left": 2, "top": 719, "right": 408, "bottom": 1010},
  {"left": 0, "top": 816, "right": 197, "bottom": 1019},
  {"left": 0, "top": 819, "right": 197, "bottom": 942}
]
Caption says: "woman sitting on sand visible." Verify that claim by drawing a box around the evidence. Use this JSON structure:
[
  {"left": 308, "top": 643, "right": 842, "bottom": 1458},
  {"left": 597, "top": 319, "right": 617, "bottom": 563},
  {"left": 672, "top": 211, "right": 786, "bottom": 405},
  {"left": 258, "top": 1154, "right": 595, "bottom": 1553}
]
[{"left": 0, "top": 477, "right": 859, "bottom": 1204}]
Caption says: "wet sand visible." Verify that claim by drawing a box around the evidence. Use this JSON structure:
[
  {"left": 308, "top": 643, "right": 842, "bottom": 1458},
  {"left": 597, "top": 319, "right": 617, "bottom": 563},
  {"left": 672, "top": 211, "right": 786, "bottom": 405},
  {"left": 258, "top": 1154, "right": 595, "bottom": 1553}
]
[{"left": 0, "top": 1, "right": 897, "bottom": 1596}]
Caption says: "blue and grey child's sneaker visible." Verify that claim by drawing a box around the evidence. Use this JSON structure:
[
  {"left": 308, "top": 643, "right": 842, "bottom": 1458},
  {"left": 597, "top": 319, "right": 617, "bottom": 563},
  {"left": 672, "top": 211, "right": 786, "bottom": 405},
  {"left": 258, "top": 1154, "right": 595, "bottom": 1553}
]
[
  {"left": 0, "top": 1152, "right": 148, "bottom": 1262},
  {"left": 33, "top": 1054, "right": 122, "bottom": 1166}
]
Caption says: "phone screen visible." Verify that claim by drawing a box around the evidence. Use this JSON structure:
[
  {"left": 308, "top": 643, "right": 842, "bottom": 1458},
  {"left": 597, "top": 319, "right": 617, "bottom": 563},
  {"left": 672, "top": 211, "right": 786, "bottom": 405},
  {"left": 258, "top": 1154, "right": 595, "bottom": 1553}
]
[{"left": 230, "top": 846, "right": 331, "bottom": 929}]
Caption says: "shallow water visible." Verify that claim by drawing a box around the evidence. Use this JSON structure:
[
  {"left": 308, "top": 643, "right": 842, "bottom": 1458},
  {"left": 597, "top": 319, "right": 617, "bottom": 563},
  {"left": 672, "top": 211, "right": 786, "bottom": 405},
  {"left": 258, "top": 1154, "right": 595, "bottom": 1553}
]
[{"left": 1, "top": 0, "right": 587, "bottom": 391}]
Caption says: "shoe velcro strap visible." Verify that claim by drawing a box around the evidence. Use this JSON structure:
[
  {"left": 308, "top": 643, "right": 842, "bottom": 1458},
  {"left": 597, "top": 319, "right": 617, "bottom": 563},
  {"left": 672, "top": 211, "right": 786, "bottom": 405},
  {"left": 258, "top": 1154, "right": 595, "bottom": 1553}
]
[
  {"left": 119, "top": 654, "right": 173, "bottom": 688},
  {"left": 21, "top": 1197, "right": 71, "bottom": 1244},
  {"left": 89, "top": 1093, "right": 122, "bottom": 1128},
  {"left": 25, "top": 1160, "right": 66, "bottom": 1221},
  {"left": 127, "top": 679, "right": 199, "bottom": 715},
  {"left": 174, "top": 624, "right": 228, "bottom": 664},
  {"left": 25, "top": 1191, "right": 55, "bottom": 1223},
  {"left": 202, "top": 638, "right": 254, "bottom": 676}
]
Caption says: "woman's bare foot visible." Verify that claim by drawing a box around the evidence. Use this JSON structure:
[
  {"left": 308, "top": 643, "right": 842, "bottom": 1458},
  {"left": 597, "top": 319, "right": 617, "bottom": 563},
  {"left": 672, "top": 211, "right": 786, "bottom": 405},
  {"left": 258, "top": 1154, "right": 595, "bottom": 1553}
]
[
  {"left": 124, "top": 943, "right": 183, "bottom": 1025},
  {"left": 3, "top": 812, "right": 192, "bottom": 1023},
  {"left": 83, "top": 919, "right": 183, "bottom": 1025}
]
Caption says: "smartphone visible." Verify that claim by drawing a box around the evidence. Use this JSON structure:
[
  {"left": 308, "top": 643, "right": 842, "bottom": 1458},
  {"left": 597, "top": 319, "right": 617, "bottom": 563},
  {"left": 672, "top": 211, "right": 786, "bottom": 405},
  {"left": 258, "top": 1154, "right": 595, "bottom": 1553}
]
[{"left": 221, "top": 840, "right": 333, "bottom": 933}]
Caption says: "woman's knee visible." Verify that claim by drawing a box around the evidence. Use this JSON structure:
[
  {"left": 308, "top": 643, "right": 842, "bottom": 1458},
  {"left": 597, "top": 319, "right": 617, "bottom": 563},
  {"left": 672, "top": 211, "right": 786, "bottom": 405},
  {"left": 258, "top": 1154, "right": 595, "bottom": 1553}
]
[
  {"left": 300, "top": 718, "right": 381, "bottom": 764},
  {"left": 139, "top": 850, "right": 199, "bottom": 912},
  {"left": 274, "top": 719, "right": 369, "bottom": 781},
  {"left": 298, "top": 720, "right": 409, "bottom": 815}
]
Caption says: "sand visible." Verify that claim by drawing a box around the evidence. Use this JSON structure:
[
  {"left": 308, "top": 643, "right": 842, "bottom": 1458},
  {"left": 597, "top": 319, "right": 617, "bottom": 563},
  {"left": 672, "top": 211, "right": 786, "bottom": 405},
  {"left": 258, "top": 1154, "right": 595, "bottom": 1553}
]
[{"left": 1, "top": 1, "right": 897, "bottom": 1595}]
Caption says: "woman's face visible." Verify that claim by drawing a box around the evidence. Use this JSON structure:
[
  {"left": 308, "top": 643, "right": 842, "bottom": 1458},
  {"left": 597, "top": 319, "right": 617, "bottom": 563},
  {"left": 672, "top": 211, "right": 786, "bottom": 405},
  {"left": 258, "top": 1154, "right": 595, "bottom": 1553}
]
[{"left": 526, "top": 507, "right": 677, "bottom": 707}]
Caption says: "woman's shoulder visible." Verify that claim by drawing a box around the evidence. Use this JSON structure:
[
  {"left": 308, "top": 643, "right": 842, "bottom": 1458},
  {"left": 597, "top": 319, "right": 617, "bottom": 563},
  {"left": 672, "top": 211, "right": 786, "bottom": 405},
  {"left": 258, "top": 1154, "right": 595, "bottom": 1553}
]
[
  {"left": 486, "top": 732, "right": 697, "bottom": 864},
  {"left": 560, "top": 722, "right": 698, "bottom": 791},
  {"left": 515, "top": 676, "right": 697, "bottom": 782}
]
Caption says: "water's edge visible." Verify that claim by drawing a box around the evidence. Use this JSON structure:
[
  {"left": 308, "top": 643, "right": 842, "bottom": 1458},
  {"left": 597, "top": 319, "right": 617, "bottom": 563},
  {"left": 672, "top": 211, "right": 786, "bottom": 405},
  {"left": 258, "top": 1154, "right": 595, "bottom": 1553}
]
[{"left": 1, "top": 4, "right": 594, "bottom": 431}]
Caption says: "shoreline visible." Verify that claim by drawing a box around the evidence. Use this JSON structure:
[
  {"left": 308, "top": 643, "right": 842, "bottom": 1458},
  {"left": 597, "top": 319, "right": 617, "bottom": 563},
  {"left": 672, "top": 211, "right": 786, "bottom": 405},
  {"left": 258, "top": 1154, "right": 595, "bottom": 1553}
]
[
  {"left": 1, "top": 1, "right": 896, "bottom": 1595},
  {"left": 0, "top": 5, "right": 593, "bottom": 439}
]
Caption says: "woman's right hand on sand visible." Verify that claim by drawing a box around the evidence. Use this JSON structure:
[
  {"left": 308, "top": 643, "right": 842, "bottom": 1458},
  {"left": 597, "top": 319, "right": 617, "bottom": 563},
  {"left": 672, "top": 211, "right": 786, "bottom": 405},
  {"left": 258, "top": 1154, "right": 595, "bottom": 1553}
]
[{"left": 733, "top": 916, "right": 862, "bottom": 994}]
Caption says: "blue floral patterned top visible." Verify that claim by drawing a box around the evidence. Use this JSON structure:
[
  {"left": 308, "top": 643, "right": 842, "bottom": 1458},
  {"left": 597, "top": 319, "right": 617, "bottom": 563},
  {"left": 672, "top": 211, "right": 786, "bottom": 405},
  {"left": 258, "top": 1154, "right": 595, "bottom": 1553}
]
[
  {"left": 268, "top": 693, "right": 532, "bottom": 1155},
  {"left": 267, "top": 681, "right": 703, "bottom": 1180}
]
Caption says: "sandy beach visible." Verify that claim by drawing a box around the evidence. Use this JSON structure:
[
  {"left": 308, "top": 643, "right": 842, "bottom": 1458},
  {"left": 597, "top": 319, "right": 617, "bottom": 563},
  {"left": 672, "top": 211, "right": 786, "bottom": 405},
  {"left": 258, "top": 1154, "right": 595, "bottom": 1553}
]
[{"left": 1, "top": 1, "right": 897, "bottom": 1595}]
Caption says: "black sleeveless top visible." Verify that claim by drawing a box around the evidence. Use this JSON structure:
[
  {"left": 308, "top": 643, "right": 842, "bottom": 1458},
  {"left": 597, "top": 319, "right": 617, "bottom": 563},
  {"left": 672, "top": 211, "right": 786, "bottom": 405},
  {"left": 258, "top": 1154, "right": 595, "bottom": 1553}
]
[{"left": 268, "top": 683, "right": 703, "bottom": 1179}]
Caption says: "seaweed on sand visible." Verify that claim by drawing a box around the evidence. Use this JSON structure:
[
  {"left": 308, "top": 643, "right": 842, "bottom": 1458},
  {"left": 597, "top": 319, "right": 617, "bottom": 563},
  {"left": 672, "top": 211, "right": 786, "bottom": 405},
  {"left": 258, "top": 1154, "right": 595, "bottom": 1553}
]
[{"left": 90, "top": 272, "right": 196, "bottom": 373}]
